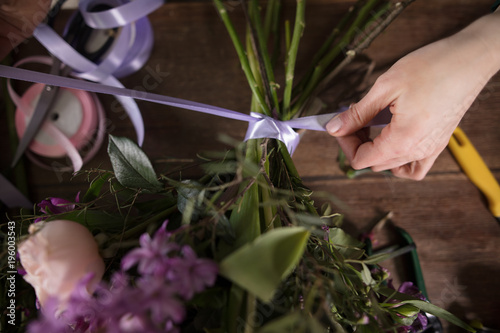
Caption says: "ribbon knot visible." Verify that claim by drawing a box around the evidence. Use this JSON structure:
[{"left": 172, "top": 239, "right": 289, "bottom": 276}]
[{"left": 244, "top": 113, "right": 301, "bottom": 155}]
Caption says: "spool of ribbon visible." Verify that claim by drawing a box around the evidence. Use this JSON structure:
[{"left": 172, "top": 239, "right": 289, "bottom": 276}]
[
  {"left": 0, "top": 64, "right": 392, "bottom": 156},
  {"left": 33, "top": 0, "right": 164, "bottom": 146},
  {"left": 8, "top": 56, "right": 106, "bottom": 172}
]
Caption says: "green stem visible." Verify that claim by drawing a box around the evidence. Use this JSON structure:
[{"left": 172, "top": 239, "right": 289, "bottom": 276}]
[
  {"left": 244, "top": 292, "right": 256, "bottom": 333},
  {"left": 293, "top": 4, "right": 356, "bottom": 97},
  {"left": 277, "top": 141, "right": 299, "bottom": 179},
  {"left": 291, "top": 0, "right": 380, "bottom": 116},
  {"left": 300, "top": 1, "right": 413, "bottom": 111},
  {"left": 269, "top": 0, "right": 282, "bottom": 68},
  {"left": 282, "top": 0, "right": 305, "bottom": 120},
  {"left": 246, "top": 28, "right": 265, "bottom": 99},
  {"left": 249, "top": 0, "right": 280, "bottom": 113},
  {"left": 263, "top": 0, "right": 278, "bottom": 40},
  {"left": 213, "top": 0, "right": 271, "bottom": 115}
]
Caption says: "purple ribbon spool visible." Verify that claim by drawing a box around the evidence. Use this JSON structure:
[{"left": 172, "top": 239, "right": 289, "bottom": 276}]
[{"left": 33, "top": 0, "right": 163, "bottom": 146}]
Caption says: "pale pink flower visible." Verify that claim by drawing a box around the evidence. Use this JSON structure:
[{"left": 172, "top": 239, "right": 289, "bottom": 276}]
[{"left": 18, "top": 220, "right": 105, "bottom": 310}]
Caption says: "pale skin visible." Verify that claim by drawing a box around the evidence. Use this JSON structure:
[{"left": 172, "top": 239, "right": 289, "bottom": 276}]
[{"left": 327, "top": 8, "right": 500, "bottom": 180}]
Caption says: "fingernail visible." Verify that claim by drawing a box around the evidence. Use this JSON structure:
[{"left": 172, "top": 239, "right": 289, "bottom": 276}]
[{"left": 326, "top": 115, "right": 342, "bottom": 134}]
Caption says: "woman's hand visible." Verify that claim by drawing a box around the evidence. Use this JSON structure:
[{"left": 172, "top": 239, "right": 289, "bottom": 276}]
[{"left": 327, "top": 11, "right": 500, "bottom": 180}]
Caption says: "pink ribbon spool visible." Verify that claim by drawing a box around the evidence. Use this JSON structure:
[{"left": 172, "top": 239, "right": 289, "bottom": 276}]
[
  {"left": 15, "top": 84, "right": 98, "bottom": 158},
  {"left": 9, "top": 56, "right": 106, "bottom": 172}
]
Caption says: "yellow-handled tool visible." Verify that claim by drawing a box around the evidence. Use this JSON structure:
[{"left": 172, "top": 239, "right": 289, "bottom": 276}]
[{"left": 448, "top": 126, "right": 500, "bottom": 222}]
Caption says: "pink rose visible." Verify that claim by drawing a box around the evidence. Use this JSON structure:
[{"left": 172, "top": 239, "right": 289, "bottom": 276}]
[{"left": 18, "top": 220, "right": 105, "bottom": 308}]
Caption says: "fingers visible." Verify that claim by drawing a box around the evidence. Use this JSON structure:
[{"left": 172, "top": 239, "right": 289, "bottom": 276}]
[
  {"left": 326, "top": 76, "right": 395, "bottom": 137},
  {"left": 336, "top": 122, "right": 444, "bottom": 180},
  {"left": 389, "top": 153, "right": 440, "bottom": 180}
]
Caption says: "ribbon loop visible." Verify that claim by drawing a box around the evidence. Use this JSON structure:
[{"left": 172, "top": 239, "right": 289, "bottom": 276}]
[
  {"left": 79, "top": 0, "right": 163, "bottom": 29},
  {"left": 245, "top": 113, "right": 301, "bottom": 155}
]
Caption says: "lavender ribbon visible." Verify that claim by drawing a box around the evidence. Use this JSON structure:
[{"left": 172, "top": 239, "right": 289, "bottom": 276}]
[
  {"left": 0, "top": 64, "right": 391, "bottom": 156},
  {"left": 79, "top": 0, "right": 163, "bottom": 29},
  {"left": 33, "top": 0, "right": 159, "bottom": 146},
  {"left": 0, "top": 63, "right": 390, "bottom": 208}
]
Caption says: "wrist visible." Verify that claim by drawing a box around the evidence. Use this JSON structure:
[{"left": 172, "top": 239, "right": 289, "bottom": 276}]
[{"left": 453, "top": 12, "right": 500, "bottom": 79}]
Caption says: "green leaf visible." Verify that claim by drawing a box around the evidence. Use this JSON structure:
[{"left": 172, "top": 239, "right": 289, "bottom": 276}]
[
  {"left": 220, "top": 227, "right": 310, "bottom": 302},
  {"left": 229, "top": 181, "right": 261, "bottom": 249},
  {"left": 400, "top": 300, "right": 476, "bottom": 332},
  {"left": 358, "top": 252, "right": 392, "bottom": 265},
  {"left": 177, "top": 180, "right": 205, "bottom": 223},
  {"left": 107, "top": 135, "right": 162, "bottom": 191},
  {"left": 82, "top": 173, "right": 112, "bottom": 202},
  {"left": 360, "top": 262, "right": 375, "bottom": 287},
  {"left": 391, "top": 304, "right": 420, "bottom": 317},
  {"left": 329, "top": 227, "right": 365, "bottom": 259},
  {"left": 378, "top": 287, "right": 476, "bottom": 332}
]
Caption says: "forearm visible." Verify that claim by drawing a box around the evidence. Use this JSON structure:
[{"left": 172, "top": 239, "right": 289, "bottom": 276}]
[{"left": 450, "top": 10, "right": 500, "bottom": 82}]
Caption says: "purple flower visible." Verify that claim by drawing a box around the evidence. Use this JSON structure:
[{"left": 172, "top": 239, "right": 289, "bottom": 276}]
[
  {"left": 398, "top": 312, "right": 428, "bottom": 333},
  {"left": 166, "top": 245, "right": 218, "bottom": 300},
  {"left": 321, "top": 224, "right": 330, "bottom": 241},
  {"left": 397, "top": 281, "right": 426, "bottom": 301},
  {"left": 389, "top": 281, "right": 428, "bottom": 332},
  {"left": 136, "top": 277, "right": 186, "bottom": 324},
  {"left": 35, "top": 193, "right": 80, "bottom": 222},
  {"left": 27, "top": 298, "right": 70, "bottom": 333},
  {"left": 121, "top": 221, "right": 218, "bottom": 302},
  {"left": 121, "top": 221, "right": 180, "bottom": 276}
]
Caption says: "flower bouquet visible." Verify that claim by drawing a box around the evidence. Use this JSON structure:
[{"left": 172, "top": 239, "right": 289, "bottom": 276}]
[{"left": 2, "top": 0, "right": 477, "bottom": 332}]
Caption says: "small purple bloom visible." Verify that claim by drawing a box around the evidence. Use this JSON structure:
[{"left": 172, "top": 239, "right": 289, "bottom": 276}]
[
  {"left": 321, "top": 224, "right": 330, "bottom": 241},
  {"left": 27, "top": 298, "right": 70, "bottom": 333},
  {"left": 136, "top": 277, "right": 186, "bottom": 324},
  {"left": 398, "top": 312, "right": 428, "bottom": 333},
  {"left": 35, "top": 193, "right": 79, "bottom": 222},
  {"left": 121, "top": 221, "right": 180, "bottom": 276},
  {"left": 397, "top": 281, "right": 426, "bottom": 301},
  {"left": 389, "top": 281, "right": 428, "bottom": 332},
  {"left": 166, "top": 245, "right": 218, "bottom": 300}
]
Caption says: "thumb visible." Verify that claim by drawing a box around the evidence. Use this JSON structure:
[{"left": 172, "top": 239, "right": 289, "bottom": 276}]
[{"left": 326, "top": 84, "right": 392, "bottom": 137}]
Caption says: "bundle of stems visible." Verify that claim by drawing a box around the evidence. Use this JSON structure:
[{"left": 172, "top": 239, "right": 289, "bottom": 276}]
[
  {"left": 210, "top": 0, "right": 417, "bottom": 331},
  {"left": 211, "top": 0, "right": 415, "bottom": 243}
]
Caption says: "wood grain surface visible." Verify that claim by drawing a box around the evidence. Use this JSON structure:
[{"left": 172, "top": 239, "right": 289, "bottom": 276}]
[{"left": 1, "top": 0, "right": 499, "bottom": 330}]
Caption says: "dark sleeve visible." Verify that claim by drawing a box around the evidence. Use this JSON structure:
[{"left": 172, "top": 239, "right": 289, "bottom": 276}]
[{"left": 493, "top": 0, "right": 500, "bottom": 11}]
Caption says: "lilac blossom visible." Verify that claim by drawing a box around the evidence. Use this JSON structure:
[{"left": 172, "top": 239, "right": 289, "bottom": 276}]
[
  {"left": 28, "top": 221, "right": 218, "bottom": 333},
  {"left": 27, "top": 298, "right": 70, "bottom": 333},
  {"left": 121, "top": 221, "right": 180, "bottom": 276},
  {"left": 121, "top": 221, "right": 218, "bottom": 300},
  {"left": 166, "top": 245, "right": 219, "bottom": 299}
]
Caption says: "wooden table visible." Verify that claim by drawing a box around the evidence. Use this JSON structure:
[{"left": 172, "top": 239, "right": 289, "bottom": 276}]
[{"left": 1, "top": 0, "right": 499, "bottom": 330}]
